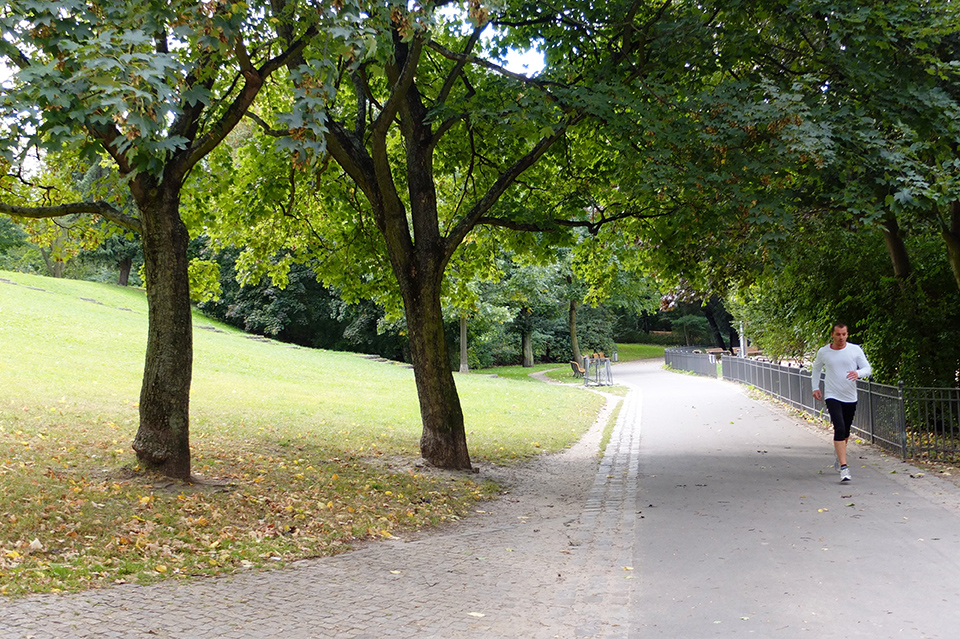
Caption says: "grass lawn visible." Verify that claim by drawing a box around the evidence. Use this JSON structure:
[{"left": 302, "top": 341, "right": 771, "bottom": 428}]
[
  {"left": 0, "top": 271, "right": 606, "bottom": 596},
  {"left": 615, "top": 343, "right": 666, "bottom": 362}
]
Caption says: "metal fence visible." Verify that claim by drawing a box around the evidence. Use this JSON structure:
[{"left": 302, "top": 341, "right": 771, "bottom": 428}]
[
  {"left": 664, "top": 347, "right": 718, "bottom": 379},
  {"left": 715, "top": 355, "right": 960, "bottom": 461},
  {"left": 904, "top": 386, "right": 960, "bottom": 461}
]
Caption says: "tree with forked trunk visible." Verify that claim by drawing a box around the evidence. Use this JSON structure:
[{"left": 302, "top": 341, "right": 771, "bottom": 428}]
[
  {"left": 205, "top": 1, "right": 696, "bottom": 470},
  {"left": 1, "top": 0, "right": 366, "bottom": 479}
]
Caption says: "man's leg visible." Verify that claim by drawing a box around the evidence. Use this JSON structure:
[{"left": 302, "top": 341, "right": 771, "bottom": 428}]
[
  {"left": 826, "top": 399, "right": 850, "bottom": 466},
  {"left": 838, "top": 401, "right": 857, "bottom": 469},
  {"left": 826, "top": 399, "right": 852, "bottom": 469},
  {"left": 834, "top": 438, "right": 848, "bottom": 467}
]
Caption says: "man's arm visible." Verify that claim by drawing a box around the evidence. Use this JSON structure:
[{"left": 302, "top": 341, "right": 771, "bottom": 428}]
[
  {"left": 855, "top": 346, "right": 871, "bottom": 379},
  {"left": 810, "top": 348, "right": 824, "bottom": 400}
]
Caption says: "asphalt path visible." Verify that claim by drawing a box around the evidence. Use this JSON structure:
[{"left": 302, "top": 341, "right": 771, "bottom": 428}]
[{"left": 617, "top": 360, "right": 960, "bottom": 638}]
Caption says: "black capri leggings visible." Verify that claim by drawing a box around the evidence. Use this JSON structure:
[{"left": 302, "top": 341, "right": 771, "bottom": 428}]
[{"left": 825, "top": 399, "right": 857, "bottom": 441}]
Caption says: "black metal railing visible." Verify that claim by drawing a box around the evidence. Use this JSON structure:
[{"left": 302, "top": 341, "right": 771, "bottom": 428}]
[
  {"left": 903, "top": 386, "right": 960, "bottom": 462},
  {"left": 717, "top": 356, "right": 960, "bottom": 461},
  {"left": 664, "top": 347, "right": 718, "bottom": 378}
]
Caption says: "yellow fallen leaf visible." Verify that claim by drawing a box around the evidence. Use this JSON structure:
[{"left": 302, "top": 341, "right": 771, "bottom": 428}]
[
  {"left": 155, "top": 565, "right": 168, "bottom": 573},
  {"left": 468, "top": 612, "right": 485, "bottom": 618},
  {"left": 622, "top": 566, "right": 634, "bottom": 571}
]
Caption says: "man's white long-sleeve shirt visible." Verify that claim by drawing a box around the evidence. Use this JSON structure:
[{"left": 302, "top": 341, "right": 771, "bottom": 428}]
[{"left": 810, "top": 343, "right": 871, "bottom": 403}]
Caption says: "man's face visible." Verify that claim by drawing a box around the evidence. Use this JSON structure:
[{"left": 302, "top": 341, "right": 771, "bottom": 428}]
[{"left": 831, "top": 326, "right": 848, "bottom": 348}]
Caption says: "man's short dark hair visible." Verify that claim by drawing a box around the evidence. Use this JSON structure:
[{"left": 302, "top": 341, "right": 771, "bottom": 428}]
[{"left": 832, "top": 322, "right": 848, "bottom": 332}]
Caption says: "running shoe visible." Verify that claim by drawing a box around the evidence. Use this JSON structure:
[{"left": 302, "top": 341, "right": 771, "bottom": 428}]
[{"left": 840, "top": 466, "right": 852, "bottom": 482}]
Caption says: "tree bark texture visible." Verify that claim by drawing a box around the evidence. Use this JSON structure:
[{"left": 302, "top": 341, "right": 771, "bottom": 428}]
[
  {"left": 881, "top": 214, "right": 912, "bottom": 283},
  {"left": 131, "top": 190, "right": 193, "bottom": 480},
  {"left": 118, "top": 257, "right": 133, "bottom": 286},
  {"left": 521, "top": 306, "right": 534, "bottom": 367},
  {"left": 569, "top": 299, "right": 582, "bottom": 363},
  {"left": 459, "top": 313, "right": 469, "bottom": 373},
  {"left": 403, "top": 277, "right": 472, "bottom": 470},
  {"left": 522, "top": 331, "right": 534, "bottom": 367}
]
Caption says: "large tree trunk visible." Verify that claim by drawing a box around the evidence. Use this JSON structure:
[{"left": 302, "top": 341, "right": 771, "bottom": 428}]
[
  {"left": 522, "top": 330, "right": 534, "bottom": 367},
  {"left": 39, "top": 247, "right": 56, "bottom": 277},
  {"left": 117, "top": 256, "right": 133, "bottom": 286},
  {"left": 944, "top": 200, "right": 960, "bottom": 292},
  {"left": 520, "top": 307, "right": 534, "bottom": 367},
  {"left": 131, "top": 190, "right": 193, "bottom": 480},
  {"left": 569, "top": 299, "right": 582, "bottom": 363},
  {"left": 459, "top": 313, "right": 469, "bottom": 373},
  {"left": 403, "top": 278, "right": 471, "bottom": 470},
  {"left": 881, "top": 214, "right": 912, "bottom": 283}
]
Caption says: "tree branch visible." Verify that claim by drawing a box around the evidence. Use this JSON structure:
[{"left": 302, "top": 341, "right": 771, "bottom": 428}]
[
  {"left": 373, "top": 34, "right": 424, "bottom": 136},
  {"left": 477, "top": 206, "right": 671, "bottom": 235},
  {"left": 244, "top": 111, "right": 290, "bottom": 137},
  {"left": 427, "top": 40, "right": 564, "bottom": 89},
  {"left": 323, "top": 119, "right": 380, "bottom": 212},
  {"left": 2, "top": 42, "right": 32, "bottom": 70},
  {"left": 0, "top": 201, "right": 142, "bottom": 234},
  {"left": 435, "top": 25, "right": 485, "bottom": 106},
  {"left": 444, "top": 112, "right": 587, "bottom": 252},
  {"left": 185, "top": 24, "right": 319, "bottom": 170},
  {"left": 85, "top": 122, "right": 135, "bottom": 175}
]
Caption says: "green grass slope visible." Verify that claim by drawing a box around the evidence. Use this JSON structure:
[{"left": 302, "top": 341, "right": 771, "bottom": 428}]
[{"left": 0, "top": 270, "right": 605, "bottom": 595}]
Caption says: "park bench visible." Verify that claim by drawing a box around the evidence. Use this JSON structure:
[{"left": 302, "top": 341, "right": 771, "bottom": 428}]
[{"left": 570, "top": 360, "right": 586, "bottom": 378}]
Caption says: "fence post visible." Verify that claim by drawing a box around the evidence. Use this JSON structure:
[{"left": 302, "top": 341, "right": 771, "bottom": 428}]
[
  {"left": 865, "top": 378, "right": 874, "bottom": 445},
  {"left": 897, "top": 380, "right": 907, "bottom": 459}
]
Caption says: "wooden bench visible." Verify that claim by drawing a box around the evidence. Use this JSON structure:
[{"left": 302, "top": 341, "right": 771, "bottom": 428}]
[{"left": 570, "top": 360, "right": 586, "bottom": 378}]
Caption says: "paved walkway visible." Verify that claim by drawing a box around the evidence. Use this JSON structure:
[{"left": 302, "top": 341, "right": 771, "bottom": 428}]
[{"left": 4, "top": 360, "right": 960, "bottom": 638}]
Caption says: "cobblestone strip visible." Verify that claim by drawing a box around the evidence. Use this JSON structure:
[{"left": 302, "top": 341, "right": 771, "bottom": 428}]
[{"left": 554, "top": 387, "right": 642, "bottom": 638}]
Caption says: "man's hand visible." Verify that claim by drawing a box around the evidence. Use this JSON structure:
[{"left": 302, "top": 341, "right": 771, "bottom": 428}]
[
  {"left": 813, "top": 389, "right": 823, "bottom": 401},
  {"left": 846, "top": 370, "right": 859, "bottom": 380}
]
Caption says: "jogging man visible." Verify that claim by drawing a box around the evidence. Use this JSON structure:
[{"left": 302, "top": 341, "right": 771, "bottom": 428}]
[{"left": 810, "top": 323, "right": 872, "bottom": 482}]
